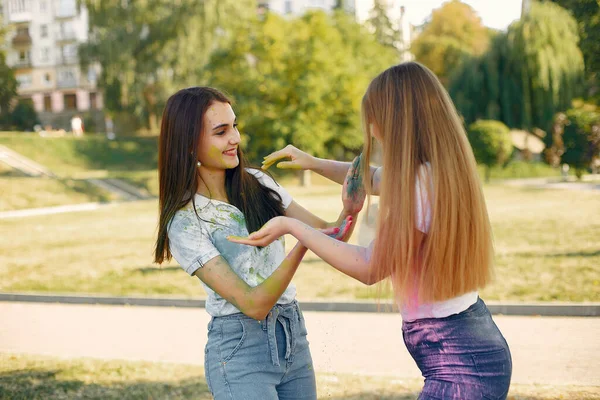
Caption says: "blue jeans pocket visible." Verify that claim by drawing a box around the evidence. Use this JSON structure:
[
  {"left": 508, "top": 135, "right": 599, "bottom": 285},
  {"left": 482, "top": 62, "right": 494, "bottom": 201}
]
[
  {"left": 219, "top": 319, "right": 247, "bottom": 363},
  {"left": 472, "top": 348, "right": 511, "bottom": 400}
]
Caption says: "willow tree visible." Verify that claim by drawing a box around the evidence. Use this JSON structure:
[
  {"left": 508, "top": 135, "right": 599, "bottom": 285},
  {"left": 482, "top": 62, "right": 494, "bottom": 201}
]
[{"left": 450, "top": 1, "right": 584, "bottom": 134}]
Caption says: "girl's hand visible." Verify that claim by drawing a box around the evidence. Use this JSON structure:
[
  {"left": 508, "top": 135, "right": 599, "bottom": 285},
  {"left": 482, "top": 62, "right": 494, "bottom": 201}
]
[
  {"left": 262, "top": 145, "right": 316, "bottom": 171},
  {"left": 342, "top": 154, "right": 366, "bottom": 215},
  {"left": 227, "top": 215, "right": 353, "bottom": 247},
  {"left": 322, "top": 215, "right": 353, "bottom": 240},
  {"left": 228, "top": 216, "right": 291, "bottom": 247}
]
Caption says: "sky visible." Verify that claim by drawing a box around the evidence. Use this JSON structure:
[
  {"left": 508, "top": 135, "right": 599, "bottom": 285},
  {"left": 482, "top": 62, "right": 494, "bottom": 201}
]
[{"left": 356, "top": 0, "right": 524, "bottom": 31}]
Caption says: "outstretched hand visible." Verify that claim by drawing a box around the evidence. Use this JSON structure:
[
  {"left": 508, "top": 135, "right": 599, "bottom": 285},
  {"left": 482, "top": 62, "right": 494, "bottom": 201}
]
[
  {"left": 342, "top": 154, "right": 366, "bottom": 215},
  {"left": 227, "top": 215, "right": 353, "bottom": 247},
  {"left": 261, "top": 145, "right": 315, "bottom": 171}
]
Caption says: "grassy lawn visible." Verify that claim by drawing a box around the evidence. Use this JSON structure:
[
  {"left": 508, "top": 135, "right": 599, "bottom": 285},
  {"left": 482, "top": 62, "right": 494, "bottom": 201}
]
[
  {"left": 0, "top": 163, "right": 116, "bottom": 211},
  {"left": 0, "top": 133, "right": 158, "bottom": 177},
  {"left": 0, "top": 183, "right": 598, "bottom": 302},
  {"left": 1, "top": 353, "right": 598, "bottom": 400}
]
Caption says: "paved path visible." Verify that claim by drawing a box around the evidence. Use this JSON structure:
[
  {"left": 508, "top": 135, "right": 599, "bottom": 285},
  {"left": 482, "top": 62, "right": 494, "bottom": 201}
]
[{"left": 1, "top": 302, "right": 599, "bottom": 386}]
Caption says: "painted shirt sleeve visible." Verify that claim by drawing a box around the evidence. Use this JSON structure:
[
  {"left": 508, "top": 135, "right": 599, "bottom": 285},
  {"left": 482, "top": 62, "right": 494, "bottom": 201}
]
[
  {"left": 168, "top": 214, "right": 221, "bottom": 276},
  {"left": 415, "top": 163, "right": 433, "bottom": 233},
  {"left": 246, "top": 168, "right": 293, "bottom": 209}
]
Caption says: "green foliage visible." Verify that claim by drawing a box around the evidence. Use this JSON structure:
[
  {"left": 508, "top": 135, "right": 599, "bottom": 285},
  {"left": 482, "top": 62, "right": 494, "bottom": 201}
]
[
  {"left": 548, "top": 0, "right": 600, "bottom": 99},
  {"left": 207, "top": 11, "right": 397, "bottom": 162},
  {"left": 548, "top": 103, "right": 600, "bottom": 177},
  {"left": 79, "top": 0, "right": 257, "bottom": 132},
  {"left": 1, "top": 99, "right": 40, "bottom": 131},
  {"left": 411, "top": 0, "right": 490, "bottom": 84},
  {"left": 467, "top": 119, "right": 513, "bottom": 181},
  {"left": 0, "top": 28, "right": 17, "bottom": 116},
  {"left": 450, "top": 1, "right": 584, "bottom": 133}
]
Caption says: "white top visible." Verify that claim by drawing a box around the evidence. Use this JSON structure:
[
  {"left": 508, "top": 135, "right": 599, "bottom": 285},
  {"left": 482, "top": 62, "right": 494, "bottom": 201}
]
[
  {"left": 400, "top": 163, "right": 478, "bottom": 321},
  {"left": 167, "top": 169, "right": 295, "bottom": 317}
]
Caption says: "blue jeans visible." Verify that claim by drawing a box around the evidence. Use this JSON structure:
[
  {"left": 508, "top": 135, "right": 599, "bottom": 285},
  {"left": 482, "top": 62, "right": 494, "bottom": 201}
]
[
  {"left": 403, "top": 297, "right": 512, "bottom": 400},
  {"left": 204, "top": 301, "right": 316, "bottom": 400}
]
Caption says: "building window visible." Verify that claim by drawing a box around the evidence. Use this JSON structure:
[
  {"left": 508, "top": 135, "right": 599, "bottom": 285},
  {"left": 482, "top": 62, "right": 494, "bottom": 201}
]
[
  {"left": 60, "top": 21, "right": 75, "bottom": 39},
  {"left": 64, "top": 94, "right": 77, "bottom": 110},
  {"left": 18, "top": 50, "right": 28, "bottom": 61},
  {"left": 10, "top": 0, "right": 30, "bottom": 13},
  {"left": 58, "top": 69, "right": 76, "bottom": 87},
  {"left": 57, "top": 0, "right": 77, "bottom": 16},
  {"left": 40, "top": 0, "right": 47, "bottom": 12},
  {"left": 40, "top": 24, "right": 48, "bottom": 38},
  {"left": 16, "top": 26, "right": 29, "bottom": 36},
  {"left": 89, "top": 92, "right": 97, "bottom": 109},
  {"left": 40, "top": 47, "right": 50, "bottom": 62},
  {"left": 284, "top": 0, "right": 292, "bottom": 14},
  {"left": 16, "top": 74, "right": 32, "bottom": 87},
  {"left": 43, "top": 73, "right": 52, "bottom": 85},
  {"left": 44, "top": 95, "right": 52, "bottom": 111}
]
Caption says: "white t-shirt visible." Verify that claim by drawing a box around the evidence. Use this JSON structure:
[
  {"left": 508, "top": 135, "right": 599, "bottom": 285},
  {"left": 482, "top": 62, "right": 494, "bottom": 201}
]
[
  {"left": 167, "top": 168, "right": 294, "bottom": 317},
  {"left": 400, "top": 163, "right": 478, "bottom": 321}
]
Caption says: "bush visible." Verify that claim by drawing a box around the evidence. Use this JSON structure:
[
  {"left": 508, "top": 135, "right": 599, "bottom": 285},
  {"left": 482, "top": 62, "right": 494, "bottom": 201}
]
[
  {"left": 547, "top": 103, "right": 600, "bottom": 178},
  {"left": 0, "top": 99, "right": 40, "bottom": 131},
  {"left": 467, "top": 120, "right": 513, "bottom": 181}
]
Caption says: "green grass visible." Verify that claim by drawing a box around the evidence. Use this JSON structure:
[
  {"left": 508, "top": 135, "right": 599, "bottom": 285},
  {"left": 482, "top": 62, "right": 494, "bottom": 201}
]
[
  {"left": 0, "top": 184, "right": 598, "bottom": 302},
  {"left": 1, "top": 353, "right": 599, "bottom": 400},
  {"left": 0, "top": 133, "right": 158, "bottom": 177},
  {"left": 0, "top": 132, "right": 598, "bottom": 301},
  {"left": 0, "top": 176, "right": 116, "bottom": 212}
]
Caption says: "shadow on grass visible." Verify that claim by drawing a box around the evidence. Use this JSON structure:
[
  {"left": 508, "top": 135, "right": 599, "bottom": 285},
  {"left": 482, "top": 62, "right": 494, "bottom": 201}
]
[
  {"left": 73, "top": 137, "right": 158, "bottom": 172},
  {"left": 0, "top": 368, "right": 210, "bottom": 400},
  {"left": 513, "top": 250, "right": 600, "bottom": 258},
  {"left": 134, "top": 266, "right": 180, "bottom": 275}
]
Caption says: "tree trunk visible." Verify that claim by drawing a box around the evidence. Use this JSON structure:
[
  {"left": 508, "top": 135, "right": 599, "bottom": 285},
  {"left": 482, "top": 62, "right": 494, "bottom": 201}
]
[{"left": 300, "top": 170, "right": 312, "bottom": 187}]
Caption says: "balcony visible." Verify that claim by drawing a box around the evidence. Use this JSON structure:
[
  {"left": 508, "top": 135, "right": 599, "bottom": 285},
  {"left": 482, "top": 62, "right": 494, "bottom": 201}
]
[
  {"left": 56, "top": 30, "right": 77, "bottom": 42},
  {"left": 13, "top": 59, "right": 32, "bottom": 68},
  {"left": 12, "top": 31, "right": 32, "bottom": 47},
  {"left": 57, "top": 55, "right": 78, "bottom": 65},
  {"left": 7, "top": 11, "right": 33, "bottom": 23},
  {"left": 57, "top": 78, "right": 78, "bottom": 89}
]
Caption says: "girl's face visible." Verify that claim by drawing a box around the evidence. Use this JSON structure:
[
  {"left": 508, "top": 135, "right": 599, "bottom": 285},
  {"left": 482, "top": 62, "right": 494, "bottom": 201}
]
[{"left": 198, "top": 101, "right": 241, "bottom": 170}]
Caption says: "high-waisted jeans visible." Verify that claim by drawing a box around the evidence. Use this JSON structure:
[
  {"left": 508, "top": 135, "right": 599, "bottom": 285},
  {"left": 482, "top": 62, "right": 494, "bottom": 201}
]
[
  {"left": 403, "top": 297, "right": 512, "bottom": 399},
  {"left": 204, "top": 301, "right": 316, "bottom": 400}
]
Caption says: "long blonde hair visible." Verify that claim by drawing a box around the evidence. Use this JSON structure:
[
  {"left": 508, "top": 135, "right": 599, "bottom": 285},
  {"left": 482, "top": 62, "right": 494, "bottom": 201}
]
[{"left": 362, "top": 62, "right": 494, "bottom": 305}]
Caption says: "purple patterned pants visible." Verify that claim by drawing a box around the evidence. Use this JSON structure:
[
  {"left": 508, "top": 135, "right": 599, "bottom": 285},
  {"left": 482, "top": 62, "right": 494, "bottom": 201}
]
[{"left": 402, "top": 298, "right": 512, "bottom": 399}]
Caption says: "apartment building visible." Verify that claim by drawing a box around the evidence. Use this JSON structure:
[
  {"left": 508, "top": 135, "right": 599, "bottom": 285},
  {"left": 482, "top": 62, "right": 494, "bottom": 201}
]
[{"left": 1, "top": 0, "right": 103, "bottom": 129}]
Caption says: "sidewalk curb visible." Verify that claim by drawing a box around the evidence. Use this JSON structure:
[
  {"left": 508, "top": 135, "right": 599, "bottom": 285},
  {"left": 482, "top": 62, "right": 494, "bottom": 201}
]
[{"left": 1, "top": 293, "right": 599, "bottom": 317}]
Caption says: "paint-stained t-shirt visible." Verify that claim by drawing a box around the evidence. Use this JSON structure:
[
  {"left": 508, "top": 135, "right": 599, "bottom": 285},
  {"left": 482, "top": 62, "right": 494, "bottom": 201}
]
[{"left": 167, "top": 168, "right": 294, "bottom": 317}]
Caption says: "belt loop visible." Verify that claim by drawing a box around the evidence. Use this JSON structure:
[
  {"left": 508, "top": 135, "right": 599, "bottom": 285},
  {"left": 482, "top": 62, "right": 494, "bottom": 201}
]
[{"left": 267, "top": 307, "right": 280, "bottom": 366}]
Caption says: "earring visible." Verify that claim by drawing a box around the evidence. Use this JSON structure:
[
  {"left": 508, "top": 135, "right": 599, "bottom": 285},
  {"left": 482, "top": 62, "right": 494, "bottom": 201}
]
[{"left": 196, "top": 161, "right": 201, "bottom": 167}]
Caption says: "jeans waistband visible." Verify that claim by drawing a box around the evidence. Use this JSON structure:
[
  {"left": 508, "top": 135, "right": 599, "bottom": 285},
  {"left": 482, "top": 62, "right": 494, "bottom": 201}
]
[{"left": 210, "top": 300, "right": 300, "bottom": 367}]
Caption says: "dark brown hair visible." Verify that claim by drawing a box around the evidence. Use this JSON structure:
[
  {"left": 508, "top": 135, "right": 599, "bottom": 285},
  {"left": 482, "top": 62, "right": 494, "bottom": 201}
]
[{"left": 154, "top": 87, "right": 285, "bottom": 264}]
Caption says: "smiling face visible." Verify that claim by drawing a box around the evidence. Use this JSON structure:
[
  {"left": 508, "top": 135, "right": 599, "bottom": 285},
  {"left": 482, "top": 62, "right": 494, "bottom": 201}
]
[{"left": 197, "top": 101, "right": 241, "bottom": 170}]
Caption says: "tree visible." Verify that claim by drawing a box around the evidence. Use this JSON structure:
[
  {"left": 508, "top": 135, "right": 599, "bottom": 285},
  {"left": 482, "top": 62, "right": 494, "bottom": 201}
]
[
  {"left": 450, "top": 1, "right": 584, "bottom": 135},
  {"left": 207, "top": 10, "right": 398, "bottom": 163},
  {"left": 6, "top": 99, "right": 40, "bottom": 131},
  {"left": 411, "top": 0, "right": 490, "bottom": 85},
  {"left": 79, "top": 0, "right": 256, "bottom": 132},
  {"left": 548, "top": 0, "right": 600, "bottom": 99},
  {"left": 467, "top": 120, "right": 513, "bottom": 182},
  {"left": 547, "top": 104, "right": 600, "bottom": 178},
  {"left": 367, "top": 0, "right": 398, "bottom": 49},
  {"left": 0, "top": 27, "right": 17, "bottom": 117}
]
